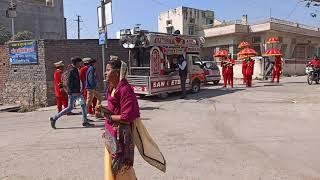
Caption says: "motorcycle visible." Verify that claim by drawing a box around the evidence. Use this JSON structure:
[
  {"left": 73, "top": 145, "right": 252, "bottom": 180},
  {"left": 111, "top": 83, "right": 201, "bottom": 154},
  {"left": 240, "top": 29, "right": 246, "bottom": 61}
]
[{"left": 306, "top": 66, "right": 320, "bottom": 85}]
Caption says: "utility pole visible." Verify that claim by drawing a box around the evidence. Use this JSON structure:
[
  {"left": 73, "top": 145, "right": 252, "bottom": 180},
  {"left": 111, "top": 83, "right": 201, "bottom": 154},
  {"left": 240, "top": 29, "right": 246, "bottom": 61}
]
[
  {"left": 101, "top": 0, "right": 107, "bottom": 83},
  {"left": 98, "top": 0, "right": 112, "bottom": 90},
  {"left": 74, "top": 15, "right": 82, "bottom": 39},
  {"left": 6, "top": 0, "right": 17, "bottom": 40}
]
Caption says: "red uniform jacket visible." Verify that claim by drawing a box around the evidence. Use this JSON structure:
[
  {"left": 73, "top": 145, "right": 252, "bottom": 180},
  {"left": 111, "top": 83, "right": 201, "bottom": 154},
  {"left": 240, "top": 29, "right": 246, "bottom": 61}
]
[
  {"left": 273, "top": 57, "right": 282, "bottom": 72},
  {"left": 308, "top": 59, "right": 320, "bottom": 69},
  {"left": 54, "top": 70, "right": 67, "bottom": 97},
  {"left": 226, "top": 58, "right": 235, "bottom": 74},
  {"left": 79, "top": 65, "right": 90, "bottom": 89},
  {"left": 221, "top": 61, "right": 227, "bottom": 76},
  {"left": 246, "top": 60, "right": 255, "bottom": 76},
  {"left": 242, "top": 61, "right": 247, "bottom": 75}
]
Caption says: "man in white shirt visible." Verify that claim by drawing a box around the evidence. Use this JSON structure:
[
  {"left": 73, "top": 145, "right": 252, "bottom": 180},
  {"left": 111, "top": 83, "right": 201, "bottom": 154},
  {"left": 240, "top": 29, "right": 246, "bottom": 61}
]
[{"left": 178, "top": 55, "right": 188, "bottom": 98}]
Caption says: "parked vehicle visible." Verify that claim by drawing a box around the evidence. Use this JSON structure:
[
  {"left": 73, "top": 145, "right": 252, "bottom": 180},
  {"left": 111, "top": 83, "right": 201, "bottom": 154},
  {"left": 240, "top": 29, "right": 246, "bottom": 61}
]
[
  {"left": 306, "top": 66, "right": 320, "bottom": 85},
  {"left": 119, "top": 29, "right": 206, "bottom": 98},
  {"left": 194, "top": 60, "right": 221, "bottom": 85}
]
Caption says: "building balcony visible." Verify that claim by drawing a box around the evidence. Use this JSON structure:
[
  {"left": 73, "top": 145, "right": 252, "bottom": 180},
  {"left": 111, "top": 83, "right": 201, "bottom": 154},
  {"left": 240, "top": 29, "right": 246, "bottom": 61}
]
[{"left": 204, "top": 24, "right": 249, "bottom": 37}]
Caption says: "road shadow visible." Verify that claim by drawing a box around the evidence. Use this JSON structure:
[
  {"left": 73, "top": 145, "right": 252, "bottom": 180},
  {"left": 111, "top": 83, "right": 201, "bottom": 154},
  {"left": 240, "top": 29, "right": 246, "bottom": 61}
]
[
  {"left": 282, "top": 82, "right": 308, "bottom": 84},
  {"left": 140, "top": 107, "right": 160, "bottom": 111},
  {"left": 140, "top": 117, "right": 151, "bottom": 121},
  {"left": 263, "top": 84, "right": 283, "bottom": 87},
  {"left": 56, "top": 124, "right": 104, "bottom": 130},
  {"left": 185, "top": 88, "right": 245, "bottom": 100},
  {"left": 142, "top": 88, "right": 245, "bottom": 102}
]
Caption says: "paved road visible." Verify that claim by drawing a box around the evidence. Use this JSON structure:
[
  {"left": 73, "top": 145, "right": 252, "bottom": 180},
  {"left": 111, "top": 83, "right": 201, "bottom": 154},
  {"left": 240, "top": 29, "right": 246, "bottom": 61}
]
[{"left": 1, "top": 76, "right": 320, "bottom": 180}]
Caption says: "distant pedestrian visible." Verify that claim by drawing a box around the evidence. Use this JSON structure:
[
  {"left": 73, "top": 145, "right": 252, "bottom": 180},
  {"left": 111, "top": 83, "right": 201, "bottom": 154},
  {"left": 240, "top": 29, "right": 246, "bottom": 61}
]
[
  {"left": 85, "top": 58, "right": 102, "bottom": 115},
  {"left": 178, "top": 55, "right": 187, "bottom": 98},
  {"left": 53, "top": 61, "right": 68, "bottom": 113},
  {"left": 49, "top": 57, "right": 94, "bottom": 129}
]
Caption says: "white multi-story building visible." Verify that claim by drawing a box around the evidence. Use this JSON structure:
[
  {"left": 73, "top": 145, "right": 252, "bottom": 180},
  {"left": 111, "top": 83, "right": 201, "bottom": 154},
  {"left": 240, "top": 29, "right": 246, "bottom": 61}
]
[{"left": 158, "top": 6, "right": 214, "bottom": 36}]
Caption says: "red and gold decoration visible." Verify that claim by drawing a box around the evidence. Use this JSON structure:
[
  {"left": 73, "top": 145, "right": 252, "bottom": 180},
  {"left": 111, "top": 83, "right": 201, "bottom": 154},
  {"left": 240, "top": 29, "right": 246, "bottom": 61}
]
[
  {"left": 238, "top": 41, "right": 250, "bottom": 49},
  {"left": 237, "top": 48, "right": 258, "bottom": 59},
  {"left": 263, "top": 48, "right": 282, "bottom": 56},
  {"left": 266, "top": 37, "right": 280, "bottom": 44},
  {"left": 214, "top": 49, "right": 229, "bottom": 58}
]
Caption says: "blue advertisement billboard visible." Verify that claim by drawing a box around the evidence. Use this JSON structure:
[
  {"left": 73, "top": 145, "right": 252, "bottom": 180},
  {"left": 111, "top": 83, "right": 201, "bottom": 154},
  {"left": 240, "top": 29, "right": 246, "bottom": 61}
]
[{"left": 9, "top": 40, "right": 38, "bottom": 64}]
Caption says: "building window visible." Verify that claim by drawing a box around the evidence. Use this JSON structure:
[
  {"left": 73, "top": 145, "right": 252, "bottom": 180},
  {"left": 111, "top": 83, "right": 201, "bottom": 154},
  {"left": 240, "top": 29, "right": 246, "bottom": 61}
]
[
  {"left": 252, "top": 36, "right": 261, "bottom": 43},
  {"left": 292, "top": 38, "right": 296, "bottom": 44},
  {"left": 188, "top": 26, "right": 195, "bottom": 35},
  {"left": 281, "top": 44, "right": 288, "bottom": 58},
  {"left": 206, "top": 18, "right": 214, "bottom": 25},
  {"left": 278, "top": 37, "right": 283, "bottom": 43},
  {"left": 166, "top": 20, "right": 172, "bottom": 26},
  {"left": 202, "top": 12, "right": 206, "bottom": 18},
  {"left": 31, "top": 0, "right": 54, "bottom": 7},
  {"left": 166, "top": 27, "right": 173, "bottom": 34},
  {"left": 252, "top": 45, "right": 261, "bottom": 55},
  {"left": 293, "top": 45, "right": 306, "bottom": 59},
  {"left": 190, "top": 18, "right": 195, "bottom": 23}
]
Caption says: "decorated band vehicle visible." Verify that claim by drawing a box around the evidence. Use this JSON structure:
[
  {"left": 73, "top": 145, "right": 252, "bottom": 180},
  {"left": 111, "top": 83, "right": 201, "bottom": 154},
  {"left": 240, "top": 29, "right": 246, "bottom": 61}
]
[{"left": 119, "top": 28, "right": 206, "bottom": 98}]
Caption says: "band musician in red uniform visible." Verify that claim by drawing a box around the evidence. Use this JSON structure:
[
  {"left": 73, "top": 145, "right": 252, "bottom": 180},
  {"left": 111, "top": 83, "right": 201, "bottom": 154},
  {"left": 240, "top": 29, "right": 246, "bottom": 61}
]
[
  {"left": 271, "top": 55, "right": 283, "bottom": 83},
  {"left": 53, "top": 61, "right": 68, "bottom": 113},
  {"left": 245, "top": 58, "right": 255, "bottom": 87},
  {"left": 221, "top": 57, "right": 228, "bottom": 88},
  {"left": 226, "top": 54, "right": 235, "bottom": 88},
  {"left": 242, "top": 60, "right": 247, "bottom": 84}
]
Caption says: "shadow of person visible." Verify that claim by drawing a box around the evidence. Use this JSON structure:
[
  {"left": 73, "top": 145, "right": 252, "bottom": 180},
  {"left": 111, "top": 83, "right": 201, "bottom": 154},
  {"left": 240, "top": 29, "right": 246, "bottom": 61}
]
[{"left": 56, "top": 124, "right": 105, "bottom": 130}]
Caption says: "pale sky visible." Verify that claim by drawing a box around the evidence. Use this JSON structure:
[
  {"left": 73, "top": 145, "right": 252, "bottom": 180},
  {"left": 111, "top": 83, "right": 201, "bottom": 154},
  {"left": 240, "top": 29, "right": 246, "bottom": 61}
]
[{"left": 63, "top": 0, "right": 320, "bottom": 39}]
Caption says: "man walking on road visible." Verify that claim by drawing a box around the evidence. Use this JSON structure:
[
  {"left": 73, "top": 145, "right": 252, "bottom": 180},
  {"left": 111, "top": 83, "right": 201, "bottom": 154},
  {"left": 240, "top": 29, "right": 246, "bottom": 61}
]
[
  {"left": 53, "top": 61, "right": 68, "bottom": 113},
  {"left": 85, "top": 58, "right": 102, "bottom": 114},
  {"left": 80, "top": 58, "right": 97, "bottom": 116},
  {"left": 49, "top": 57, "right": 94, "bottom": 129},
  {"left": 178, "top": 55, "right": 188, "bottom": 98}
]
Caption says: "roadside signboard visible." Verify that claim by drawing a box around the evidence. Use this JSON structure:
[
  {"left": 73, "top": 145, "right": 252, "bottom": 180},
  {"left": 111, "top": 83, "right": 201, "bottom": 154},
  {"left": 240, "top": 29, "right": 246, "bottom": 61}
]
[
  {"left": 97, "top": 2, "right": 113, "bottom": 28},
  {"left": 8, "top": 40, "right": 38, "bottom": 64}
]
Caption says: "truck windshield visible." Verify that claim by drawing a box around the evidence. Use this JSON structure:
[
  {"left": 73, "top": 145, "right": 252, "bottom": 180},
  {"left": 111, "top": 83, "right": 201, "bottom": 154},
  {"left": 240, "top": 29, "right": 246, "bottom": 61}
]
[{"left": 130, "top": 48, "right": 150, "bottom": 67}]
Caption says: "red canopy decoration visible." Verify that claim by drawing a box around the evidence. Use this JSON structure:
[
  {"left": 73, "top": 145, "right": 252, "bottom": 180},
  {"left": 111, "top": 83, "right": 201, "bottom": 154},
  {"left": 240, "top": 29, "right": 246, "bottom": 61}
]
[
  {"left": 238, "top": 48, "right": 258, "bottom": 56},
  {"left": 214, "top": 49, "right": 228, "bottom": 57},
  {"left": 238, "top": 54, "right": 256, "bottom": 60},
  {"left": 238, "top": 41, "right": 250, "bottom": 49},
  {"left": 267, "top": 37, "right": 280, "bottom": 44},
  {"left": 237, "top": 48, "right": 258, "bottom": 60},
  {"left": 263, "top": 48, "right": 282, "bottom": 56}
]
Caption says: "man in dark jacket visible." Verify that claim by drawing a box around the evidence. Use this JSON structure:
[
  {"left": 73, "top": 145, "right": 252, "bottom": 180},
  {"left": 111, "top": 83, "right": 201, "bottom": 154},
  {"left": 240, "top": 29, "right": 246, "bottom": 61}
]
[
  {"left": 49, "top": 57, "right": 94, "bottom": 129},
  {"left": 178, "top": 55, "right": 188, "bottom": 98}
]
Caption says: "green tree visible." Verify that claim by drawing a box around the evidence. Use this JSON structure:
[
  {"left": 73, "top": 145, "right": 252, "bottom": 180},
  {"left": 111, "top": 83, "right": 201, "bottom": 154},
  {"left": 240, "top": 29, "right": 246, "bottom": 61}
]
[
  {"left": 14, "top": 31, "right": 34, "bottom": 41},
  {"left": 0, "top": 25, "right": 11, "bottom": 45}
]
